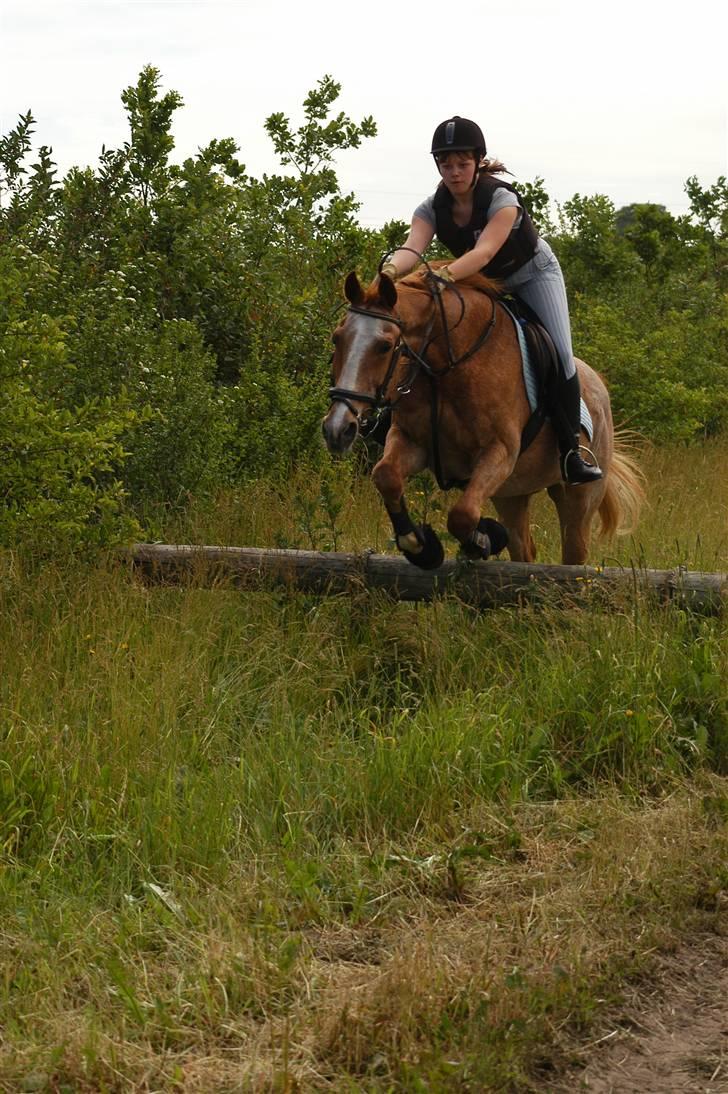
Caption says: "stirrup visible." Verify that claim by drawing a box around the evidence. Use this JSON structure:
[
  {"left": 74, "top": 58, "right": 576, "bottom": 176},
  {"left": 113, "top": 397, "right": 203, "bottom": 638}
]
[{"left": 561, "top": 445, "right": 603, "bottom": 485}]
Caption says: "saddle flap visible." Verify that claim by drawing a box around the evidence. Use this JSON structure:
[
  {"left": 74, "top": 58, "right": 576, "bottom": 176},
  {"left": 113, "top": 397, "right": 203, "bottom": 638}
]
[{"left": 504, "top": 295, "right": 559, "bottom": 395}]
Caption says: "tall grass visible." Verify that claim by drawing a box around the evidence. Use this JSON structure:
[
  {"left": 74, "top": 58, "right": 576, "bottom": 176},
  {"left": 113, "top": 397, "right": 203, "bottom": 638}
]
[
  {"left": 156, "top": 437, "right": 728, "bottom": 572},
  {"left": 0, "top": 440, "right": 725, "bottom": 1090}
]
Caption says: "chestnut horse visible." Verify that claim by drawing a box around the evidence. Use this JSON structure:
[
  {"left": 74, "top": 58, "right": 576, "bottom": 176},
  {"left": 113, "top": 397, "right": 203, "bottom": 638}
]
[{"left": 322, "top": 267, "right": 643, "bottom": 569}]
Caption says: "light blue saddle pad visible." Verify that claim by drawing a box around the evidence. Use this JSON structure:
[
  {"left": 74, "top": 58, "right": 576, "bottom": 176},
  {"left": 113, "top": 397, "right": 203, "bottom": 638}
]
[{"left": 508, "top": 312, "right": 593, "bottom": 441}]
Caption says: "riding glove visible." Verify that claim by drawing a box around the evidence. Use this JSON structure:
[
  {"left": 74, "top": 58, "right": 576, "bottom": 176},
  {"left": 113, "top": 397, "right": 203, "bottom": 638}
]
[{"left": 430, "top": 266, "right": 455, "bottom": 293}]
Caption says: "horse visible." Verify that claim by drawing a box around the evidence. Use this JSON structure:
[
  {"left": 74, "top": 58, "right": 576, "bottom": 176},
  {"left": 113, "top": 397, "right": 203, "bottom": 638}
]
[{"left": 322, "top": 266, "right": 643, "bottom": 569}]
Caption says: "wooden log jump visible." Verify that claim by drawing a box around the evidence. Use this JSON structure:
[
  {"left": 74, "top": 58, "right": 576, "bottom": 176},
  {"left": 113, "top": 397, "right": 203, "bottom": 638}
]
[{"left": 127, "top": 544, "right": 727, "bottom": 615}]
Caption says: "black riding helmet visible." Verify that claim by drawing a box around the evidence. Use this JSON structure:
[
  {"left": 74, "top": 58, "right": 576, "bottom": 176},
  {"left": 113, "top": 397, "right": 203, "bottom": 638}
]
[{"left": 431, "top": 116, "right": 486, "bottom": 161}]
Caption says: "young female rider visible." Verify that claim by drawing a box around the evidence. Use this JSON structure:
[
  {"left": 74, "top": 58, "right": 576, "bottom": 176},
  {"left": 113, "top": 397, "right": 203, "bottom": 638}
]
[{"left": 381, "top": 116, "right": 602, "bottom": 485}]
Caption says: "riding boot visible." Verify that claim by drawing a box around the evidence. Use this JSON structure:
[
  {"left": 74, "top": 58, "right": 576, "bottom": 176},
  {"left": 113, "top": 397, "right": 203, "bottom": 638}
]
[{"left": 551, "top": 373, "right": 603, "bottom": 485}]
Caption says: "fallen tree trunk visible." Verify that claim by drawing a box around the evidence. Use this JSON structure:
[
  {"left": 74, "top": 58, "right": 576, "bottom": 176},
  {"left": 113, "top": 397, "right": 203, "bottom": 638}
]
[{"left": 126, "top": 544, "right": 727, "bottom": 615}]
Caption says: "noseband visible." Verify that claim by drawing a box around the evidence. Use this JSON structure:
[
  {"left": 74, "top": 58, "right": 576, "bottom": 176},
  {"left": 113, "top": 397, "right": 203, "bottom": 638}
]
[{"left": 328, "top": 306, "right": 412, "bottom": 421}]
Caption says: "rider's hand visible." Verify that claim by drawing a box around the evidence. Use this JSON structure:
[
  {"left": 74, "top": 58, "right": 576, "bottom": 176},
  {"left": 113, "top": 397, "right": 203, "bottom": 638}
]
[
  {"left": 380, "top": 261, "right": 398, "bottom": 281},
  {"left": 430, "top": 266, "right": 455, "bottom": 293}
]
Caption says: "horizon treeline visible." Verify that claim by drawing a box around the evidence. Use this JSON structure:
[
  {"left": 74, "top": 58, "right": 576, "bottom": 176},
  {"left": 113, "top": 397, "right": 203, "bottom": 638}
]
[{"left": 1, "top": 66, "right": 726, "bottom": 550}]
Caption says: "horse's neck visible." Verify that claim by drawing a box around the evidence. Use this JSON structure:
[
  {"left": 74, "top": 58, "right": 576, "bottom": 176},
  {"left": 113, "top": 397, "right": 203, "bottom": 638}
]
[{"left": 399, "top": 287, "right": 495, "bottom": 358}]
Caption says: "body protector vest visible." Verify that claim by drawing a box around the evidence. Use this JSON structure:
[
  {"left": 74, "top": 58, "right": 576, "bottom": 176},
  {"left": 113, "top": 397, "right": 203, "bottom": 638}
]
[{"left": 433, "top": 173, "right": 539, "bottom": 279}]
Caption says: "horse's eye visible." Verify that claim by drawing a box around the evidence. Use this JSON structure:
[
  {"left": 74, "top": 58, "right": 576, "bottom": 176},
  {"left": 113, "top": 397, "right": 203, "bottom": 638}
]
[{"left": 376, "top": 339, "right": 393, "bottom": 354}]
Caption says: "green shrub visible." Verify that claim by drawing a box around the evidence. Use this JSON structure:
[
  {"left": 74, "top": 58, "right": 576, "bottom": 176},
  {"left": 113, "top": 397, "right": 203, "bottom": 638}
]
[{"left": 1, "top": 71, "right": 727, "bottom": 546}]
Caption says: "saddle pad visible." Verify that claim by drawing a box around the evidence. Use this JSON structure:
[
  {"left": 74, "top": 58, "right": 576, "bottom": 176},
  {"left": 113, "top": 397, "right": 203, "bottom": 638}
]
[{"left": 511, "top": 316, "right": 593, "bottom": 441}]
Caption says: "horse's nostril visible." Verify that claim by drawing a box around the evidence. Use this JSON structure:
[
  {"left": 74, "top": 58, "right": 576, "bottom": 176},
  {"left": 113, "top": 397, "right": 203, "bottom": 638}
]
[
  {"left": 342, "top": 421, "right": 357, "bottom": 447},
  {"left": 322, "top": 413, "right": 358, "bottom": 453}
]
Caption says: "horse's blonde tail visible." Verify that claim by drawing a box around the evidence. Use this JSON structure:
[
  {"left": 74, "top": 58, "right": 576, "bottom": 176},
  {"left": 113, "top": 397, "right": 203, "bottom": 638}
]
[{"left": 599, "top": 431, "right": 647, "bottom": 538}]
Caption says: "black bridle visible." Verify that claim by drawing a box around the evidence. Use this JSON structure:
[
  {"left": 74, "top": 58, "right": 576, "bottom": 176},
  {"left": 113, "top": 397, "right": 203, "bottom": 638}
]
[
  {"left": 327, "top": 307, "right": 412, "bottom": 421},
  {"left": 327, "top": 256, "right": 498, "bottom": 486}
]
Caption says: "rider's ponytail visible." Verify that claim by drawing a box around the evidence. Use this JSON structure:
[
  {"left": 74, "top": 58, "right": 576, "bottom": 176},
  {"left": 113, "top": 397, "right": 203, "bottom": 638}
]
[{"left": 479, "top": 158, "right": 510, "bottom": 176}]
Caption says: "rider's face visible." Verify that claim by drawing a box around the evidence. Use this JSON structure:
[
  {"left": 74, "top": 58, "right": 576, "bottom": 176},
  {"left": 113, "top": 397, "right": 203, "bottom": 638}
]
[{"left": 436, "top": 151, "right": 478, "bottom": 193}]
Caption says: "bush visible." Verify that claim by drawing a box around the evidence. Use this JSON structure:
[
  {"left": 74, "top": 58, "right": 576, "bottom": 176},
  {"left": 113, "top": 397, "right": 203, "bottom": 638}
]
[
  {"left": 1, "top": 71, "right": 727, "bottom": 551},
  {"left": 570, "top": 294, "right": 728, "bottom": 440},
  {"left": 0, "top": 247, "right": 141, "bottom": 549}
]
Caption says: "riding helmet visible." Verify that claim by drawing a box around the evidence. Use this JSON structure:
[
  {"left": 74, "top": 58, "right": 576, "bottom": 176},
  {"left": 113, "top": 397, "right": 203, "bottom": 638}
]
[{"left": 431, "top": 117, "right": 486, "bottom": 160}]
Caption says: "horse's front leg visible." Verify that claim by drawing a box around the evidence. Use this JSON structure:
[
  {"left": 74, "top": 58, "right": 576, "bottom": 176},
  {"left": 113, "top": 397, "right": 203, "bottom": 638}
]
[
  {"left": 447, "top": 441, "right": 515, "bottom": 560},
  {"left": 372, "top": 431, "right": 445, "bottom": 570}
]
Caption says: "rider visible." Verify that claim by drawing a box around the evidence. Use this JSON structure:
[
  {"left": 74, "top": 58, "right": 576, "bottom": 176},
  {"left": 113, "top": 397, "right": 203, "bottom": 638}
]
[{"left": 381, "top": 116, "right": 602, "bottom": 486}]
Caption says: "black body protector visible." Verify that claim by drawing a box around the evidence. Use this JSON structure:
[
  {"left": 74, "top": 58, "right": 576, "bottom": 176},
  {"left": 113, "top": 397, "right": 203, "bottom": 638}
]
[{"left": 433, "top": 173, "right": 538, "bottom": 279}]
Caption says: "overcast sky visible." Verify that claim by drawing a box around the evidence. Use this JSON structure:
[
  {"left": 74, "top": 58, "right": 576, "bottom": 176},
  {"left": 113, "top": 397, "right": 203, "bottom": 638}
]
[{"left": 3, "top": 0, "right": 727, "bottom": 227}]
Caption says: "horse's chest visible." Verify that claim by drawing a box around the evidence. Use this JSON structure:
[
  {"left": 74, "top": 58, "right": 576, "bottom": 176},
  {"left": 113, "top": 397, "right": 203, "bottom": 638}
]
[{"left": 429, "top": 401, "right": 491, "bottom": 479}]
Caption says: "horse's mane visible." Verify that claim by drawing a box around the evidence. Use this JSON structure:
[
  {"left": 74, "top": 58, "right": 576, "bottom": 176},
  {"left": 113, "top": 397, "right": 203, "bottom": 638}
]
[
  {"left": 398, "top": 262, "right": 502, "bottom": 301},
  {"left": 359, "top": 262, "right": 501, "bottom": 311}
]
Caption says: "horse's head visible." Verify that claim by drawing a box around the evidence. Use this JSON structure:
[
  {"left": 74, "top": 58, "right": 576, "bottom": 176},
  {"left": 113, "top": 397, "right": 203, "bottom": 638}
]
[{"left": 322, "top": 271, "right": 403, "bottom": 454}]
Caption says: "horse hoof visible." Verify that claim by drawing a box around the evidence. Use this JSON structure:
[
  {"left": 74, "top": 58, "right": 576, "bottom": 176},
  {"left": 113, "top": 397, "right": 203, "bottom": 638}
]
[
  {"left": 402, "top": 523, "right": 445, "bottom": 570},
  {"left": 460, "top": 518, "right": 509, "bottom": 561}
]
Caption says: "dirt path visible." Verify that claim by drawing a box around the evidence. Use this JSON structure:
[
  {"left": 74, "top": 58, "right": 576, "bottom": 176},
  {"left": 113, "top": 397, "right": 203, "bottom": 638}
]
[{"left": 559, "top": 933, "right": 728, "bottom": 1093}]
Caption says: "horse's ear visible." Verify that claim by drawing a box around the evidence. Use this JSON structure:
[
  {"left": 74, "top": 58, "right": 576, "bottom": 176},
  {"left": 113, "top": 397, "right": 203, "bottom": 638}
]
[
  {"left": 344, "top": 271, "right": 364, "bottom": 305},
  {"left": 378, "top": 272, "right": 398, "bottom": 309}
]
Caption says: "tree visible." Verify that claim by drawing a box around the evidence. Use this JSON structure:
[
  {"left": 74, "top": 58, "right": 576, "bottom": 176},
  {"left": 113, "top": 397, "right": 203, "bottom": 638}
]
[
  {"left": 517, "top": 176, "right": 555, "bottom": 237},
  {"left": 615, "top": 202, "right": 689, "bottom": 280},
  {"left": 0, "top": 111, "right": 34, "bottom": 207},
  {"left": 684, "top": 175, "right": 728, "bottom": 286},
  {"left": 120, "top": 65, "right": 183, "bottom": 208},
  {"left": 264, "top": 75, "right": 376, "bottom": 213},
  {"left": 555, "top": 193, "right": 640, "bottom": 295}
]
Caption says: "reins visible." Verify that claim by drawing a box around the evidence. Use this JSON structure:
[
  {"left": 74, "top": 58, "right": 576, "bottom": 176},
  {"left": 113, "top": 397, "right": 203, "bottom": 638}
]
[
  {"left": 328, "top": 253, "right": 499, "bottom": 488},
  {"left": 418, "top": 299, "right": 498, "bottom": 489}
]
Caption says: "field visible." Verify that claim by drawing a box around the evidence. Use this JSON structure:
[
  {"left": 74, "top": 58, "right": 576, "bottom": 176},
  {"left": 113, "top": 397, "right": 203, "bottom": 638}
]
[{"left": 0, "top": 440, "right": 726, "bottom": 1091}]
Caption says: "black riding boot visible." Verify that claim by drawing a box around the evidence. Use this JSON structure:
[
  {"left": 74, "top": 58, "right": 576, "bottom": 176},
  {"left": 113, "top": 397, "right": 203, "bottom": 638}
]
[{"left": 552, "top": 373, "right": 603, "bottom": 485}]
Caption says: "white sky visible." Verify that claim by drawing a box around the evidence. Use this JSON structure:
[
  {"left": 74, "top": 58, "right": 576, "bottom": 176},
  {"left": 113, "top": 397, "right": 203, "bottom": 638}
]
[{"left": 2, "top": 0, "right": 727, "bottom": 227}]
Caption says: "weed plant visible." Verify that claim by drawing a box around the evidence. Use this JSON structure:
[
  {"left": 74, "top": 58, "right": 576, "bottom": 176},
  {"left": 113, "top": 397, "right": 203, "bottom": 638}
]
[{"left": 0, "top": 440, "right": 725, "bottom": 1089}]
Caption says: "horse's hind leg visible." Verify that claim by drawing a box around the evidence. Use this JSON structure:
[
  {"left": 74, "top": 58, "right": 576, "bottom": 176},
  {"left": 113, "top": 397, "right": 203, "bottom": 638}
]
[
  {"left": 492, "top": 495, "right": 537, "bottom": 563},
  {"left": 547, "top": 480, "right": 607, "bottom": 565}
]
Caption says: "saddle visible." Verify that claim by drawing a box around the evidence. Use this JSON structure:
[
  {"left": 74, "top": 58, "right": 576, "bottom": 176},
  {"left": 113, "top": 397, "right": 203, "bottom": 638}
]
[{"left": 497, "top": 294, "right": 560, "bottom": 454}]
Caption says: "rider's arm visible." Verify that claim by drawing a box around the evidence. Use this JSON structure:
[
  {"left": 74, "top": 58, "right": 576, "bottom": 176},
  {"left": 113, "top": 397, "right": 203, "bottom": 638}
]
[
  {"left": 384, "top": 216, "right": 435, "bottom": 278},
  {"left": 446, "top": 206, "right": 519, "bottom": 280}
]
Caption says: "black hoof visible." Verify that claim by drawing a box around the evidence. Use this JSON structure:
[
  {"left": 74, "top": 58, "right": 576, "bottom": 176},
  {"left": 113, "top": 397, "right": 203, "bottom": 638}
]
[
  {"left": 402, "top": 523, "right": 445, "bottom": 570},
  {"left": 460, "top": 518, "right": 509, "bottom": 561}
]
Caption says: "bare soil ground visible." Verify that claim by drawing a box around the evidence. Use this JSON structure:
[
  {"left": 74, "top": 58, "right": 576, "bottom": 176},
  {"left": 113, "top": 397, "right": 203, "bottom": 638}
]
[{"left": 559, "top": 932, "right": 728, "bottom": 1093}]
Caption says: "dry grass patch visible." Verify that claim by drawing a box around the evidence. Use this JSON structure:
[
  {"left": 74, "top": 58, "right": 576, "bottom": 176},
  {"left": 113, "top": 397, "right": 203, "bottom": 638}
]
[
  {"left": 554, "top": 932, "right": 728, "bottom": 1093},
  {"left": 280, "top": 787, "right": 727, "bottom": 1088},
  {"left": 11, "top": 782, "right": 712, "bottom": 1091}
]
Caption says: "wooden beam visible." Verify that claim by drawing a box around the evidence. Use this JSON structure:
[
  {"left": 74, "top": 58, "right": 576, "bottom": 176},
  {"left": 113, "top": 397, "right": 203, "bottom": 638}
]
[{"left": 126, "top": 544, "right": 727, "bottom": 615}]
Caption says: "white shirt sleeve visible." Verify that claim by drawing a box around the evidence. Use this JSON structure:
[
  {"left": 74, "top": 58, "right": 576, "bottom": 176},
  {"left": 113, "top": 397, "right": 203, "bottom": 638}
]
[
  {"left": 488, "top": 187, "right": 522, "bottom": 229},
  {"left": 412, "top": 195, "right": 436, "bottom": 228}
]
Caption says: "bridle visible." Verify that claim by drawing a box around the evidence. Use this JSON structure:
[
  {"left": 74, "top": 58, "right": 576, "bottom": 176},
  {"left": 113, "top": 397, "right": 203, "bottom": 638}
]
[
  {"left": 328, "top": 255, "right": 498, "bottom": 426},
  {"left": 327, "top": 307, "right": 411, "bottom": 422},
  {"left": 327, "top": 252, "right": 501, "bottom": 489}
]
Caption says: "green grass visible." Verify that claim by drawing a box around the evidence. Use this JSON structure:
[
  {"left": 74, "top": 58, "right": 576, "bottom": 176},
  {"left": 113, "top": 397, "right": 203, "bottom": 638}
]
[
  {"left": 154, "top": 436, "right": 728, "bottom": 572},
  {"left": 0, "top": 440, "right": 726, "bottom": 1090}
]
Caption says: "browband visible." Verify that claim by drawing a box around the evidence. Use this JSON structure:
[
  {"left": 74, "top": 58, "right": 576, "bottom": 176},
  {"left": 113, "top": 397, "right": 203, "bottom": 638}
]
[{"left": 347, "top": 305, "right": 404, "bottom": 328}]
